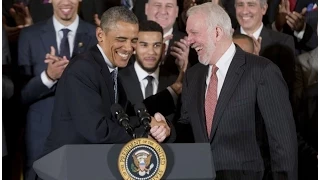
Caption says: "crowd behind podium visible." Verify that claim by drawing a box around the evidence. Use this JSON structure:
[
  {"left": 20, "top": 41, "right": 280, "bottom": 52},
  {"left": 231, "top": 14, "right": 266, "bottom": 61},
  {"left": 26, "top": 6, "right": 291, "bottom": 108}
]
[{"left": 2, "top": 0, "right": 317, "bottom": 180}]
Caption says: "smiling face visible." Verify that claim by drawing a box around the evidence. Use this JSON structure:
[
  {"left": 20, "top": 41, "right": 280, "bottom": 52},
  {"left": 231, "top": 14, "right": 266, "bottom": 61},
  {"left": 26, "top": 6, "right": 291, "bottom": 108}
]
[
  {"left": 235, "top": 0, "right": 267, "bottom": 34},
  {"left": 135, "top": 31, "right": 163, "bottom": 73},
  {"left": 97, "top": 21, "right": 139, "bottom": 68},
  {"left": 50, "top": 0, "right": 81, "bottom": 25},
  {"left": 186, "top": 13, "right": 216, "bottom": 65},
  {"left": 145, "top": 0, "right": 179, "bottom": 33}
]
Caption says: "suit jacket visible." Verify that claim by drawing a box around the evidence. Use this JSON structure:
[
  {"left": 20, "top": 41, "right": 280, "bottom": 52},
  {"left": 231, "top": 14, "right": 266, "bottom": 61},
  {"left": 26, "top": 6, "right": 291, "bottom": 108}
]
[
  {"left": 179, "top": 46, "right": 298, "bottom": 179},
  {"left": 293, "top": 47, "right": 318, "bottom": 104},
  {"left": 43, "top": 46, "right": 176, "bottom": 156},
  {"left": 18, "top": 17, "right": 97, "bottom": 168},
  {"left": 161, "top": 28, "right": 198, "bottom": 75},
  {"left": 235, "top": 26, "right": 295, "bottom": 55}
]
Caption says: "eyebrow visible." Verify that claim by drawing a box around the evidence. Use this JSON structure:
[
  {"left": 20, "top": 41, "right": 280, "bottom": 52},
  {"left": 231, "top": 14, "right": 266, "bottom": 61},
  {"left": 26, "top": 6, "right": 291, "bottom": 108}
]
[{"left": 138, "top": 41, "right": 162, "bottom": 44}]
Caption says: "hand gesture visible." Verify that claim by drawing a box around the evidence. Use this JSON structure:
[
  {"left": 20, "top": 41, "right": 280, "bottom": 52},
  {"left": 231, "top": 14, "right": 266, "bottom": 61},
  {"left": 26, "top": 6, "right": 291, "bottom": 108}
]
[
  {"left": 275, "top": 0, "right": 290, "bottom": 31},
  {"left": 94, "top": 14, "right": 101, "bottom": 27},
  {"left": 161, "top": 34, "right": 174, "bottom": 62},
  {"left": 44, "top": 46, "right": 69, "bottom": 81},
  {"left": 170, "top": 36, "right": 190, "bottom": 72},
  {"left": 286, "top": 8, "right": 307, "bottom": 32},
  {"left": 149, "top": 113, "right": 171, "bottom": 143},
  {"left": 9, "top": 2, "right": 33, "bottom": 27}
]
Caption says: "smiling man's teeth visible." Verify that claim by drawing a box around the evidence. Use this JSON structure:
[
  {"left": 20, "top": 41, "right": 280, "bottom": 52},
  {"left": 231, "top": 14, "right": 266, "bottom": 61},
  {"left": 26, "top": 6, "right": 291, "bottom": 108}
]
[
  {"left": 62, "top": 9, "right": 71, "bottom": 13},
  {"left": 242, "top": 17, "right": 250, "bottom": 20},
  {"left": 117, "top": 52, "right": 129, "bottom": 59}
]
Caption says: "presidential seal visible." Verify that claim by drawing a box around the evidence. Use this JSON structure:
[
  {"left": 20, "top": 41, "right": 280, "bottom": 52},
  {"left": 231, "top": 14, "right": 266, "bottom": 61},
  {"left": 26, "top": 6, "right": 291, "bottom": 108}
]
[{"left": 118, "top": 138, "right": 167, "bottom": 180}]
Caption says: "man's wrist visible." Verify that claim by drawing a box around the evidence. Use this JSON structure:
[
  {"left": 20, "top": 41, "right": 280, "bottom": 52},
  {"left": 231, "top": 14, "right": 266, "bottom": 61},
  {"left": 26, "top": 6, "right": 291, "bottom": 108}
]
[{"left": 45, "top": 69, "right": 55, "bottom": 81}]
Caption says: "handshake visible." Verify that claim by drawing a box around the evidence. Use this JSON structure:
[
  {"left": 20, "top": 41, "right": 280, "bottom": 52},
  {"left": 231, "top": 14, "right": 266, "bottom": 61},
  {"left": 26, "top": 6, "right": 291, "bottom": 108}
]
[{"left": 111, "top": 103, "right": 171, "bottom": 143}]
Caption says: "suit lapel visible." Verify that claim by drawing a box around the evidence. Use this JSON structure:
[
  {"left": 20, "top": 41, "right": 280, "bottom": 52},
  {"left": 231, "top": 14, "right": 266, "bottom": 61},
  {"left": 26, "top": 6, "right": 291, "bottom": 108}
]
[
  {"left": 40, "top": 18, "right": 58, "bottom": 54},
  {"left": 128, "top": 65, "right": 144, "bottom": 102},
  {"left": 209, "top": 47, "right": 246, "bottom": 141},
  {"left": 197, "top": 65, "right": 210, "bottom": 141},
  {"left": 259, "top": 27, "right": 272, "bottom": 54},
  {"left": 90, "top": 46, "right": 115, "bottom": 104},
  {"left": 72, "top": 19, "right": 93, "bottom": 57}
]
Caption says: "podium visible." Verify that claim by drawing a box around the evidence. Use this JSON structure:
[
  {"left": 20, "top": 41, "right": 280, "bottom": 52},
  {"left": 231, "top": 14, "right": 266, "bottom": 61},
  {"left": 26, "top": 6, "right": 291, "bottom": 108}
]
[{"left": 34, "top": 143, "right": 215, "bottom": 180}]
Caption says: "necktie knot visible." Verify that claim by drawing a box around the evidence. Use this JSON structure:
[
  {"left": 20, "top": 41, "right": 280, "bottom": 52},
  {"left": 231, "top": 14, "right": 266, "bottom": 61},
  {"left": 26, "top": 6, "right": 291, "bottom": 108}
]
[
  {"left": 212, "top": 65, "right": 219, "bottom": 75},
  {"left": 145, "top": 75, "right": 154, "bottom": 82},
  {"left": 61, "top": 28, "right": 70, "bottom": 37}
]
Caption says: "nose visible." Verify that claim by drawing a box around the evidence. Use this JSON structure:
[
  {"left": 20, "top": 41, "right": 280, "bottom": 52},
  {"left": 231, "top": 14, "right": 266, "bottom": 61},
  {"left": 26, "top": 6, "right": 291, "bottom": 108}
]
[
  {"left": 159, "top": 5, "right": 167, "bottom": 15},
  {"left": 123, "top": 40, "right": 133, "bottom": 52},
  {"left": 147, "top": 45, "right": 156, "bottom": 55}
]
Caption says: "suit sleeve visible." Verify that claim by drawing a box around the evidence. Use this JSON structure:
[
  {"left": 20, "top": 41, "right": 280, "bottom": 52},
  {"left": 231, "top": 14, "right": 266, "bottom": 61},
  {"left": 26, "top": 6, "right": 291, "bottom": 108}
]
[
  {"left": 65, "top": 66, "right": 132, "bottom": 144},
  {"left": 18, "top": 28, "right": 55, "bottom": 105},
  {"left": 177, "top": 71, "right": 191, "bottom": 124},
  {"left": 257, "top": 62, "right": 298, "bottom": 180}
]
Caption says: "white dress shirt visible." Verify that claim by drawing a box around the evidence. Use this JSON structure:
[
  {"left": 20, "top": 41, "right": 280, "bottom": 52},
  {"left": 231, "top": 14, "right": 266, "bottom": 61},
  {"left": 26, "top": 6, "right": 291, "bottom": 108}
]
[
  {"left": 205, "top": 43, "right": 236, "bottom": 98},
  {"left": 41, "top": 15, "right": 80, "bottom": 88},
  {"left": 240, "top": 23, "right": 264, "bottom": 39},
  {"left": 134, "top": 61, "right": 160, "bottom": 99},
  {"left": 134, "top": 61, "right": 178, "bottom": 104}
]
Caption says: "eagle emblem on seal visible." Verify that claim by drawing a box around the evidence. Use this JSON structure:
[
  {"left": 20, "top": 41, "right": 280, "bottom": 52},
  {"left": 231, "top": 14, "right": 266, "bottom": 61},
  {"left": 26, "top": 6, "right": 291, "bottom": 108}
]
[{"left": 131, "top": 149, "right": 155, "bottom": 176}]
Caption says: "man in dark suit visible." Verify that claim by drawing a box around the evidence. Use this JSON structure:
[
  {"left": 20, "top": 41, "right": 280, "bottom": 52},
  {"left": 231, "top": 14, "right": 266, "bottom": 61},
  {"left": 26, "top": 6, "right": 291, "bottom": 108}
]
[
  {"left": 119, "top": 20, "right": 195, "bottom": 143},
  {"left": 180, "top": 3, "right": 297, "bottom": 179},
  {"left": 119, "top": 20, "right": 179, "bottom": 106},
  {"left": 44, "top": 7, "right": 173, "bottom": 160},
  {"left": 234, "top": 0, "right": 295, "bottom": 55},
  {"left": 17, "top": 0, "right": 97, "bottom": 179}
]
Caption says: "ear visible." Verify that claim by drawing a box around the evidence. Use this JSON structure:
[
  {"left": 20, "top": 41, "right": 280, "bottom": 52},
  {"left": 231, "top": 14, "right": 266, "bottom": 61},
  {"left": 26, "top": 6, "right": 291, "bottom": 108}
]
[
  {"left": 215, "top": 26, "right": 224, "bottom": 41},
  {"left": 261, "top": 3, "right": 268, "bottom": 15},
  {"left": 96, "top": 27, "right": 104, "bottom": 42}
]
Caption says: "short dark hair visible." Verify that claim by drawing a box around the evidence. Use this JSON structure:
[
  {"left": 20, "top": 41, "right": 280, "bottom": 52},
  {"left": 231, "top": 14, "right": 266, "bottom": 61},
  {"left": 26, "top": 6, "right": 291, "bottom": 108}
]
[
  {"left": 139, "top": 20, "right": 164, "bottom": 37},
  {"left": 100, "top": 6, "right": 138, "bottom": 32},
  {"left": 233, "top": 33, "right": 254, "bottom": 50}
]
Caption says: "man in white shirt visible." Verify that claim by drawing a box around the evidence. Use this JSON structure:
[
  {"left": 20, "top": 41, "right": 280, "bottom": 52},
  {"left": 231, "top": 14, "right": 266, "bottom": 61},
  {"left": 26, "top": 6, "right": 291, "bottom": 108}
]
[
  {"left": 180, "top": 3, "right": 297, "bottom": 179},
  {"left": 17, "top": 0, "right": 97, "bottom": 179}
]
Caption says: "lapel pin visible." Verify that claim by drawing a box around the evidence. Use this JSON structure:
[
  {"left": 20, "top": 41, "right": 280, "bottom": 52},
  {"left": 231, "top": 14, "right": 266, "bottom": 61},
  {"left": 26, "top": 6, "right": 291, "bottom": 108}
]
[{"left": 78, "top": 42, "right": 83, "bottom": 48}]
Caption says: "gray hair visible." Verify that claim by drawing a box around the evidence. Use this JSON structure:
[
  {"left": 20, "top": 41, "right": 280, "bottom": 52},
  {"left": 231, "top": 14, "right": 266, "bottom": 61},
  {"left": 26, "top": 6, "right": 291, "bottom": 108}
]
[
  {"left": 100, "top": 6, "right": 138, "bottom": 32},
  {"left": 187, "top": 2, "right": 233, "bottom": 37}
]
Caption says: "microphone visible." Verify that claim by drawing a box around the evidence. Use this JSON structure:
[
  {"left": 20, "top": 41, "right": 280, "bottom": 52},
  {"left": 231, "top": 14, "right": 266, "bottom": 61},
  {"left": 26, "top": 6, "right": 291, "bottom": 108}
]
[
  {"left": 110, "top": 104, "right": 135, "bottom": 138},
  {"left": 134, "top": 103, "right": 151, "bottom": 137}
]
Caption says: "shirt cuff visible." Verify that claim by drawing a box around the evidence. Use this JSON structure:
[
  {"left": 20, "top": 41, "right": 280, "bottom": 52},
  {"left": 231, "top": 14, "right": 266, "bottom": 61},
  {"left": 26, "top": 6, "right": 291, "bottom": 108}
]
[
  {"left": 41, "top": 71, "right": 57, "bottom": 89},
  {"left": 167, "top": 86, "right": 178, "bottom": 106},
  {"left": 294, "top": 29, "right": 305, "bottom": 41}
]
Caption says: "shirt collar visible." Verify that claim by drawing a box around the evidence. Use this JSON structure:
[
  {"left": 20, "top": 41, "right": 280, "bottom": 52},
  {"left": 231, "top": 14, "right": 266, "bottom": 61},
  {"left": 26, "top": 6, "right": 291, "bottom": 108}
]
[
  {"left": 163, "top": 27, "right": 173, "bottom": 38},
  {"left": 134, "top": 60, "right": 159, "bottom": 83},
  {"left": 240, "top": 23, "right": 263, "bottom": 39},
  {"left": 97, "top": 44, "right": 117, "bottom": 73},
  {"left": 214, "top": 42, "right": 236, "bottom": 76},
  {"left": 53, "top": 15, "right": 79, "bottom": 34}
]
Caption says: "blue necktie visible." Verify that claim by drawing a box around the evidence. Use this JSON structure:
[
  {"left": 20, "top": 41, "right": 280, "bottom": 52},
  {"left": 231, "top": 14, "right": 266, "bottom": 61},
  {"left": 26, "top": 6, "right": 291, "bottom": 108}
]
[
  {"left": 60, "top": 28, "right": 70, "bottom": 59},
  {"left": 111, "top": 69, "right": 118, "bottom": 103}
]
